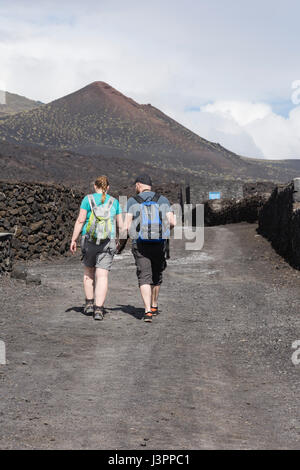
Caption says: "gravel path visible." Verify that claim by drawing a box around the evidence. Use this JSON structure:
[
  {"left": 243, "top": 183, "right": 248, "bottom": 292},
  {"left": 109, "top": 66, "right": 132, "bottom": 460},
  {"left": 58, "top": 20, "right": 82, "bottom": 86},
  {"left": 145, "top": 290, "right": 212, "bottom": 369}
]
[{"left": 1, "top": 223, "right": 300, "bottom": 449}]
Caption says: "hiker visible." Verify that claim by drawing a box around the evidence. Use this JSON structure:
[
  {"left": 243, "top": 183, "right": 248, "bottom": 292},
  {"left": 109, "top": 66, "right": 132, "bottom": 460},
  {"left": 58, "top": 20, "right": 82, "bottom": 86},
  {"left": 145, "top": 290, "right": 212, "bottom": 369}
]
[
  {"left": 70, "top": 176, "right": 124, "bottom": 320},
  {"left": 124, "top": 174, "right": 176, "bottom": 322}
]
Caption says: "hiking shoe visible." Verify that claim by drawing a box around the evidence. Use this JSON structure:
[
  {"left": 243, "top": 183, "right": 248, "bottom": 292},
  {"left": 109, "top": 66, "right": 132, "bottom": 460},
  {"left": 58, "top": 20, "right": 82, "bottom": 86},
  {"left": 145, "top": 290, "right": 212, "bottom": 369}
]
[
  {"left": 84, "top": 300, "right": 94, "bottom": 316},
  {"left": 93, "top": 306, "right": 104, "bottom": 321},
  {"left": 151, "top": 306, "right": 159, "bottom": 316},
  {"left": 143, "top": 311, "right": 153, "bottom": 323}
]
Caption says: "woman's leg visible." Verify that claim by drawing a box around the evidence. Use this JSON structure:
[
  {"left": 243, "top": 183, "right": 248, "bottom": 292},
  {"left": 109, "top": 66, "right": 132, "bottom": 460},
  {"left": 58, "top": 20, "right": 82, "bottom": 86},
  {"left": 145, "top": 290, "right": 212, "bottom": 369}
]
[
  {"left": 94, "top": 268, "right": 109, "bottom": 307},
  {"left": 83, "top": 266, "right": 95, "bottom": 300}
]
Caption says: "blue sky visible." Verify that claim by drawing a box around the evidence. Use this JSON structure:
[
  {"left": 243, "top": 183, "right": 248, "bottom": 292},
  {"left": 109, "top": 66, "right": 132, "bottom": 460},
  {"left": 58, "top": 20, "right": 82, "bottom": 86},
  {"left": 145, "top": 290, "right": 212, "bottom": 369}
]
[{"left": 0, "top": 0, "right": 300, "bottom": 158}]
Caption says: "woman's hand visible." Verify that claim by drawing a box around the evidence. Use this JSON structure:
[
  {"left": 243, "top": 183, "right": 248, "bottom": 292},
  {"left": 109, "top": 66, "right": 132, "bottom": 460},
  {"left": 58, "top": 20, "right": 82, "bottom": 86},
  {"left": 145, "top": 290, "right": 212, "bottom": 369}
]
[
  {"left": 70, "top": 240, "right": 77, "bottom": 254},
  {"left": 70, "top": 209, "right": 87, "bottom": 255}
]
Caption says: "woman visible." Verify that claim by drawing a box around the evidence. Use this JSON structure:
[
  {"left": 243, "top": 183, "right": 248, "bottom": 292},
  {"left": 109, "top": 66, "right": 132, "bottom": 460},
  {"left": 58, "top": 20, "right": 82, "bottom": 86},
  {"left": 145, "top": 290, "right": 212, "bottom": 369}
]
[{"left": 70, "top": 176, "right": 123, "bottom": 320}]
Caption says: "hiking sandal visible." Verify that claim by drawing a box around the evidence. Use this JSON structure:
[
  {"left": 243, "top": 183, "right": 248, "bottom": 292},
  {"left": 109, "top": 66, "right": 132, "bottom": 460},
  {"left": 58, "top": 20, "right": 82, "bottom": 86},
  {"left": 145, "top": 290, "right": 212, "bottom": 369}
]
[
  {"left": 93, "top": 306, "right": 104, "bottom": 321},
  {"left": 84, "top": 299, "right": 94, "bottom": 316},
  {"left": 151, "top": 306, "right": 159, "bottom": 316},
  {"left": 143, "top": 311, "right": 153, "bottom": 323}
]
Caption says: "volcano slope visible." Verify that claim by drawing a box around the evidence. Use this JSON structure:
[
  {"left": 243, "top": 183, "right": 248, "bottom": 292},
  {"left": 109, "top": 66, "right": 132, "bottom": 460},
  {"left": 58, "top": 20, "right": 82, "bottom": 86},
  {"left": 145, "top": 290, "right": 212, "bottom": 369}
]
[
  {"left": 1, "top": 223, "right": 300, "bottom": 449},
  {"left": 1, "top": 81, "right": 300, "bottom": 182}
]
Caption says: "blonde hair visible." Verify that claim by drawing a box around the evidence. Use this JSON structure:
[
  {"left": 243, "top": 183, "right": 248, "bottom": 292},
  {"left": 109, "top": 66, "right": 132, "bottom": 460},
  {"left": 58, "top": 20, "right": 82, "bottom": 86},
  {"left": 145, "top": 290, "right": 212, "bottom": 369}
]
[{"left": 94, "top": 175, "right": 109, "bottom": 204}]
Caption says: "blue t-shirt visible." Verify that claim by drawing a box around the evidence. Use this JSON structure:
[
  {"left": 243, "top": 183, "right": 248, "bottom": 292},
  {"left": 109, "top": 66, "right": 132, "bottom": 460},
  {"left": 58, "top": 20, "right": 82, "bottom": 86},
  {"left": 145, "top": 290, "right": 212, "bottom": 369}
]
[{"left": 80, "top": 193, "right": 122, "bottom": 237}]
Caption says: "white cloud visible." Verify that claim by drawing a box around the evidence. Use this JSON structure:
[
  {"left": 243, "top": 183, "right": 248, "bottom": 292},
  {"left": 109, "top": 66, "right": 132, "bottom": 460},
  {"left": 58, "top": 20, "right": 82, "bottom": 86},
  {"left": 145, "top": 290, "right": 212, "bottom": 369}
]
[
  {"left": 171, "top": 101, "right": 300, "bottom": 159},
  {"left": 201, "top": 101, "right": 272, "bottom": 127},
  {"left": 246, "top": 106, "right": 300, "bottom": 158}
]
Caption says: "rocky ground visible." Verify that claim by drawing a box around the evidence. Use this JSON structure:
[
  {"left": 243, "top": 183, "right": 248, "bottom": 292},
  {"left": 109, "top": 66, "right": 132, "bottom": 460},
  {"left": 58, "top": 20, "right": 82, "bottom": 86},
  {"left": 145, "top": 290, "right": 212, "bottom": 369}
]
[{"left": 0, "top": 223, "right": 300, "bottom": 449}]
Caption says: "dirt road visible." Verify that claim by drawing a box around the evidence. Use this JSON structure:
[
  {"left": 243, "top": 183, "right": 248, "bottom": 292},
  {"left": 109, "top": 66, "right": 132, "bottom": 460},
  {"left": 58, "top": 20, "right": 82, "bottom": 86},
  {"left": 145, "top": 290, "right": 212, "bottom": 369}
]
[{"left": 1, "top": 223, "right": 300, "bottom": 449}]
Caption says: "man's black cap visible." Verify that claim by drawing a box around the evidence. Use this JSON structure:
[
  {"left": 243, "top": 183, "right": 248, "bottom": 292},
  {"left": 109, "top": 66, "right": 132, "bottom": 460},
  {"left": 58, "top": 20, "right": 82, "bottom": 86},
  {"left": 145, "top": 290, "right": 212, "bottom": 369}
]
[{"left": 134, "top": 174, "right": 152, "bottom": 186}]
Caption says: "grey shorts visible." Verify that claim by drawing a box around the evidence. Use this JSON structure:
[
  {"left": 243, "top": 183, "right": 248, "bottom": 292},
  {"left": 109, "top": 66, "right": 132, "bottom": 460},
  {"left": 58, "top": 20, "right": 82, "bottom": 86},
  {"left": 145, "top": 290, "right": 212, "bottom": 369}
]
[
  {"left": 132, "top": 241, "right": 167, "bottom": 287},
  {"left": 81, "top": 235, "right": 116, "bottom": 271}
]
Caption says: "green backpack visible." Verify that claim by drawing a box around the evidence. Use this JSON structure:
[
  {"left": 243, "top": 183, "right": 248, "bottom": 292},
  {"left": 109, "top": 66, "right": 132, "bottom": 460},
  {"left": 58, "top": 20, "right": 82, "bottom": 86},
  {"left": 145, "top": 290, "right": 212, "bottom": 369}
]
[{"left": 85, "top": 195, "right": 115, "bottom": 244}]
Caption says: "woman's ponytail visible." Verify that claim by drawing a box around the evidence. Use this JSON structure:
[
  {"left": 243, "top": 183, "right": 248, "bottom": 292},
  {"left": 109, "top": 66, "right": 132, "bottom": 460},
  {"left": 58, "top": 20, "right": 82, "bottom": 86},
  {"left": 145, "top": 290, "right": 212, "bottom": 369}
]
[{"left": 94, "top": 176, "right": 109, "bottom": 203}]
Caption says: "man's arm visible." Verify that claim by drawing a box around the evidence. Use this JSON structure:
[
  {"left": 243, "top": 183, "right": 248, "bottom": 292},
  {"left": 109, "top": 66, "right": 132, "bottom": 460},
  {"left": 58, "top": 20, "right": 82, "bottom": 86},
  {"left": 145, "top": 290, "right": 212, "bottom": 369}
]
[
  {"left": 116, "top": 213, "right": 128, "bottom": 243},
  {"left": 116, "top": 213, "right": 132, "bottom": 254},
  {"left": 125, "top": 212, "right": 133, "bottom": 231},
  {"left": 166, "top": 211, "right": 176, "bottom": 228},
  {"left": 70, "top": 208, "right": 87, "bottom": 254}
]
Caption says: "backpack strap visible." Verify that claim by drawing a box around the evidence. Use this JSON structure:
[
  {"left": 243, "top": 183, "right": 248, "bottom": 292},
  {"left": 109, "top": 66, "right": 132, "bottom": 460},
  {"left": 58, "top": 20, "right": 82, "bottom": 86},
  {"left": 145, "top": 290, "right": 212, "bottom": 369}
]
[
  {"left": 88, "top": 194, "right": 115, "bottom": 211},
  {"left": 106, "top": 196, "right": 115, "bottom": 211},
  {"left": 86, "top": 195, "right": 97, "bottom": 242},
  {"left": 133, "top": 195, "right": 144, "bottom": 204},
  {"left": 87, "top": 194, "right": 97, "bottom": 212},
  {"left": 133, "top": 193, "right": 161, "bottom": 204},
  {"left": 151, "top": 193, "right": 161, "bottom": 203},
  {"left": 151, "top": 193, "right": 163, "bottom": 239}
]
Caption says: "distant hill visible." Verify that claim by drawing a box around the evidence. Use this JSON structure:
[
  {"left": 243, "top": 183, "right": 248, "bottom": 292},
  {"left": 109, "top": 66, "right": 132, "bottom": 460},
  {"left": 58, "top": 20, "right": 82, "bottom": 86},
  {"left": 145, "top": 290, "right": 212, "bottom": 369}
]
[
  {"left": 0, "top": 141, "right": 182, "bottom": 203},
  {"left": 1, "top": 140, "right": 300, "bottom": 207},
  {"left": 0, "top": 90, "right": 43, "bottom": 117},
  {"left": 0, "top": 81, "right": 300, "bottom": 183}
]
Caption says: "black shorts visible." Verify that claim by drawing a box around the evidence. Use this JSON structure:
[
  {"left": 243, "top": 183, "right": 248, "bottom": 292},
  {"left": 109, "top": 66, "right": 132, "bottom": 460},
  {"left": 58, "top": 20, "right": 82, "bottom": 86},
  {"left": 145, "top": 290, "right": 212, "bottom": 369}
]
[{"left": 132, "top": 241, "right": 167, "bottom": 287}]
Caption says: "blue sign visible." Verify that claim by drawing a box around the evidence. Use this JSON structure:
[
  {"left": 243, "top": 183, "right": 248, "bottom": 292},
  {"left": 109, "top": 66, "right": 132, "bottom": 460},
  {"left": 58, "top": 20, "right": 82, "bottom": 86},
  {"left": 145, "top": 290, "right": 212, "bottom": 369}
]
[{"left": 209, "top": 191, "right": 221, "bottom": 200}]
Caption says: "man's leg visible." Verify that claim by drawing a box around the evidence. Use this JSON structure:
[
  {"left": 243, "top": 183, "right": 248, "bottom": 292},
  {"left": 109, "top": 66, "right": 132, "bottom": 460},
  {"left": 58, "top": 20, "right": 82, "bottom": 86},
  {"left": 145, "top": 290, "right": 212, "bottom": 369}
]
[
  {"left": 83, "top": 266, "right": 95, "bottom": 300},
  {"left": 140, "top": 284, "right": 152, "bottom": 313},
  {"left": 150, "top": 243, "right": 166, "bottom": 314},
  {"left": 132, "top": 244, "right": 153, "bottom": 315},
  {"left": 132, "top": 243, "right": 154, "bottom": 322},
  {"left": 151, "top": 285, "right": 160, "bottom": 308}
]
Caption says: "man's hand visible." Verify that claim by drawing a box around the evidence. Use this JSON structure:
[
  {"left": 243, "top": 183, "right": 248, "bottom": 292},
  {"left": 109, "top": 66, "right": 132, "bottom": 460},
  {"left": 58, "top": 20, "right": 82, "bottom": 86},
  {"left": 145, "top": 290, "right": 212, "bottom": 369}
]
[
  {"left": 116, "top": 238, "right": 128, "bottom": 255},
  {"left": 70, "top": 240, "right": 77, "bottom": 254}
]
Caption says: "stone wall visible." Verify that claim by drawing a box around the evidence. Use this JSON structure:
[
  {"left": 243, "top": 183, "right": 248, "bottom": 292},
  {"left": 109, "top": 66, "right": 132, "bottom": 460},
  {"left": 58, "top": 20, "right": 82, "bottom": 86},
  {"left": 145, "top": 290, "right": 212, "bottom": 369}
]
[
  {"left": 203, "top": 195, "right": 267, "bottom": 227},
  {"left": 0, "top": 233, "right": 13, "bottom": 274},
  {"left": 257, "top": 182, "right": 300, "bottom": 268},
  {"left": 0, "top": 181, "right": 83, "bottom": 262}
]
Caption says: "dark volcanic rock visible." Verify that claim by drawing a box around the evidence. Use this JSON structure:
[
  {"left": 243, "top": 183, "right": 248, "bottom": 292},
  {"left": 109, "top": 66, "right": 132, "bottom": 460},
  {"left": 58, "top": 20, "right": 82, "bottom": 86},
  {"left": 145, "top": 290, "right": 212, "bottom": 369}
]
[
  {"left": 200, "top": 195, "right": 268, "bottom": 227},
  {"left": 0, "top": 180, "right": 83, "bottom": 263},
  {"left": 30, "top": 220, "right": 44, "bottom": 232},
  {"left": 258, "top": 181, "right": 300, "bottom": 269},
  {"left": 11, "top": 264, "right": 27, "bottom": 280},
  {"left": 0, "top": 232, "right": 13, "bottom": 274},
  {"left": 26, "top": 273, "right": 41, "bottom": 285}
]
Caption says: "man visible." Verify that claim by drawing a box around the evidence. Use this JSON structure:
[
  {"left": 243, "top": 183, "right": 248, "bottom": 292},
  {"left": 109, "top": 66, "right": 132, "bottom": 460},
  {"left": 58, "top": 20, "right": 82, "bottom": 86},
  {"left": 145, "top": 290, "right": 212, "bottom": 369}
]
[{"left": 125, "top": 174, "right": 176, "bottom": 322}]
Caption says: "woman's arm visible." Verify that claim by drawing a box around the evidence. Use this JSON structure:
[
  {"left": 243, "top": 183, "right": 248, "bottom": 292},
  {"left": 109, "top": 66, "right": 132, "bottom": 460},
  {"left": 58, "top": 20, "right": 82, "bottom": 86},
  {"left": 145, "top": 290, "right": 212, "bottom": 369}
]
[{"left": 70, "top": 208, "right": 87, "bottom": 254}]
